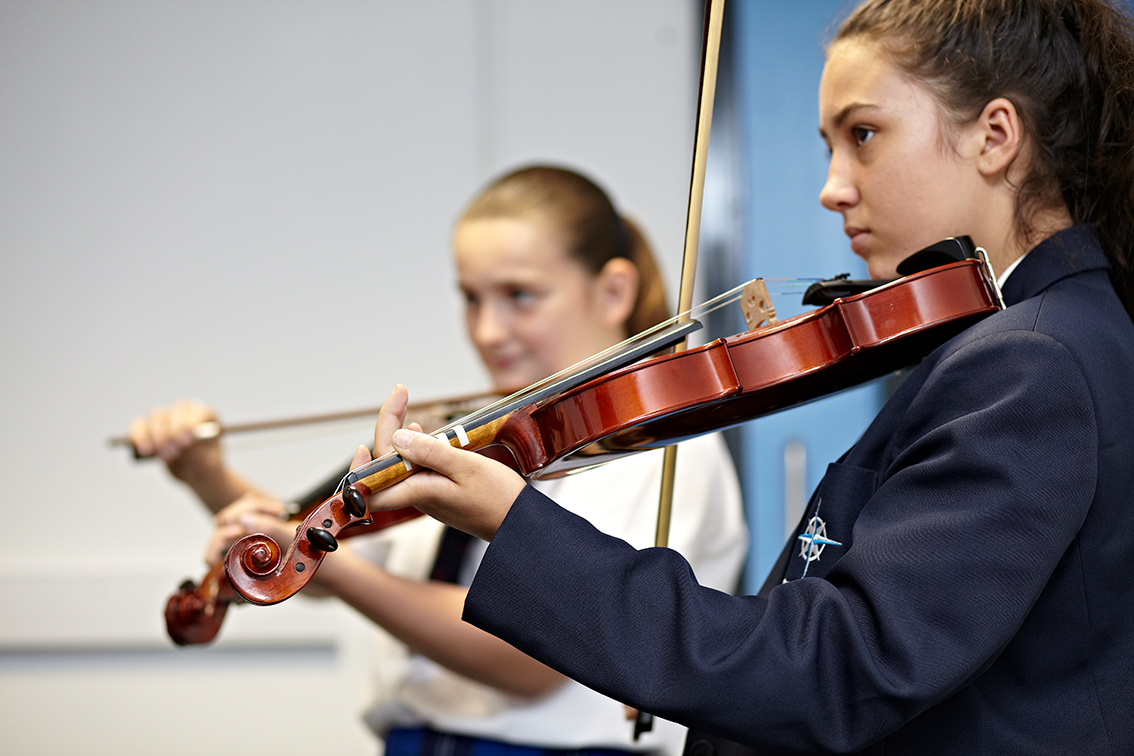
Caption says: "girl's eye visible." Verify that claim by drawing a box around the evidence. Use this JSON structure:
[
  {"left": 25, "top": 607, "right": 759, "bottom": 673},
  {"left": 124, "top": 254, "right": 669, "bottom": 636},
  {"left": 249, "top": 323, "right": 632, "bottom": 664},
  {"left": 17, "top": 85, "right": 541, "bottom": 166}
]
[
  {"left": 853, "top": 126, "right": 875, "bottom": 146},
  {"left": 509, "top": 289, "right": 536, "bottom": 306}
]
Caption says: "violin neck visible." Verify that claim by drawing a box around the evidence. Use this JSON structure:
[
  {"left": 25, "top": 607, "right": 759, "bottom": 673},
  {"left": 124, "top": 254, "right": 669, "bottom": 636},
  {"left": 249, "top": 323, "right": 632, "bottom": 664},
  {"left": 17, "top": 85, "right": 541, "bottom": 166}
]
[{"left": 343, "top": 315, "right": 704, "bottom": 490}]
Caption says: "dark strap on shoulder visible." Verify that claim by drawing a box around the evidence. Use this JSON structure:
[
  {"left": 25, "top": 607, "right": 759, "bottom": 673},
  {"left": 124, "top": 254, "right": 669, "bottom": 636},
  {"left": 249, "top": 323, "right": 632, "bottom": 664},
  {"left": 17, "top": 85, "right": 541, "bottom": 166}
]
[{"left": 429, "top": 526, "right": 474, "bottom": 584}]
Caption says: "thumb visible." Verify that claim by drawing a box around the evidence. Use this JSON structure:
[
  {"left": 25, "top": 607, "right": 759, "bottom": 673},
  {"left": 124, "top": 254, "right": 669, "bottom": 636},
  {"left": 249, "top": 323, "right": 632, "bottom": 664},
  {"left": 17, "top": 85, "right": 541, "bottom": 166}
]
[
  {"left": 350, "top": 444, "right": 372, "bottom": 469},
  {"left": 391, "top": 428, "right": 455, "bottom": 475}
]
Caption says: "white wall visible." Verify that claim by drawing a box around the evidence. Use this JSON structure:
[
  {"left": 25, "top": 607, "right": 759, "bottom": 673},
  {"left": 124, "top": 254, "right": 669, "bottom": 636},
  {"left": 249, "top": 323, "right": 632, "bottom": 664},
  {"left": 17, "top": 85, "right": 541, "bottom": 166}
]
[{"left": 0, "top": 1, "right": 700, "bottom": 753}]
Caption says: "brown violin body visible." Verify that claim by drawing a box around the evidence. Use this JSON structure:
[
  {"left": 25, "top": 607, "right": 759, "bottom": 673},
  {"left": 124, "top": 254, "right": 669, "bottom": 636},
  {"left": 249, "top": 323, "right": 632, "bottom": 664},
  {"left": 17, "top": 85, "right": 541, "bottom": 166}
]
[
  {"left": 223, "top": 256, "right": 1002, "bottom": 607},
  {"left": 540, "top": 256, "right": 999, "bottom": 465},
  {"left": 165, "top": 561, "right": 237, "bottom": 646}
]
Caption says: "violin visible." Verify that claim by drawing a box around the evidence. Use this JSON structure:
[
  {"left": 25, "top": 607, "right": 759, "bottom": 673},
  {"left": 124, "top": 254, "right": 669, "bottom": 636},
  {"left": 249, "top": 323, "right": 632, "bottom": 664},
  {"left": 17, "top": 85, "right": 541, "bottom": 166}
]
[
  {"left": 165, "top": 279, "right": 762, "bottom": 643},
  {"left": 222, "top": 242, "right": 1004, "bottom": 607},
  {"left": 161, "top": 391, "right": 501, "bottom": 646}
]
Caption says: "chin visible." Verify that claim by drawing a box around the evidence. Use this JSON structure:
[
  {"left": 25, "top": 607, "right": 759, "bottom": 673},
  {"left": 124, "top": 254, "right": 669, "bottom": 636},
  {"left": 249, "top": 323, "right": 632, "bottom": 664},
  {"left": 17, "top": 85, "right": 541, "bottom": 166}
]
[
  {"left": 491, "top": 372, "right": 535, "bottom": 395},
  {"left": 864, "top": 255, "right": 903, "bottom": 280},
  {"left": 856, "top": 241, "right": 904, "bottom": 280}
]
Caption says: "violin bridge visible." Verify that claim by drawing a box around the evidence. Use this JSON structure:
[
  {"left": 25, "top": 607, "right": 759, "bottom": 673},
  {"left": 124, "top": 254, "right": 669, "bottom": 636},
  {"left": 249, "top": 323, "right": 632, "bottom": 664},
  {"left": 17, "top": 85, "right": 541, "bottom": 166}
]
[{"left": 741, "top": 279, "right": 779, "bottom": 331}]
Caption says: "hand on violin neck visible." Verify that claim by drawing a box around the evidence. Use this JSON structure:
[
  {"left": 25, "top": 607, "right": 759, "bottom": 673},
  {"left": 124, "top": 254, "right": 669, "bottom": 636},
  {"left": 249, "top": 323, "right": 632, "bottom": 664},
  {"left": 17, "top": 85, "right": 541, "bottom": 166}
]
[
  {"left": 390, "top": 428, "right": 523, "bottom": 542},
  {"left": 204, "top": 493, "right": 291, "bottom": 566},
  {"left": 368, "top": 385, "right": 524, "bottom": 543}
]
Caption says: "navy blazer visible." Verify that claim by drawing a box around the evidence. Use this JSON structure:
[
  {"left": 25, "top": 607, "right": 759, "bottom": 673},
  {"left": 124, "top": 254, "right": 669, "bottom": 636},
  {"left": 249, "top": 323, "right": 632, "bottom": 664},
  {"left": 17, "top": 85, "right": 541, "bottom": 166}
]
[{"left": 465, "top": 225, "right": 1134, "bottom": 755}]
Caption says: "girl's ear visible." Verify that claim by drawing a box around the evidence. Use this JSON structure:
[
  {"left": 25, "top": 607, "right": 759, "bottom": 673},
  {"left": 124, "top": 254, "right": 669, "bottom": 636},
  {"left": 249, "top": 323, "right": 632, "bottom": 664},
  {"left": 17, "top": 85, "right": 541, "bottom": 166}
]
[
  {"left": 594, "top": 257, "right": 639, "bottom": 328},
  {"left": 975, "top": 97, "right": 1025, "bottom": 178}
]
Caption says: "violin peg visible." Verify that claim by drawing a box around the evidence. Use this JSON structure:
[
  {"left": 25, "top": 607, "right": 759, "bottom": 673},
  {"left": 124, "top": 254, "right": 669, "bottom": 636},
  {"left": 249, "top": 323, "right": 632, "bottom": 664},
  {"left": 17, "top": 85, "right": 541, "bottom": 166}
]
[
  {"left": 341, "top": 486, "right": 367, "bottom": 518},
  {"left": 306, "top": 527, "right": 339, "bottom": 553}
]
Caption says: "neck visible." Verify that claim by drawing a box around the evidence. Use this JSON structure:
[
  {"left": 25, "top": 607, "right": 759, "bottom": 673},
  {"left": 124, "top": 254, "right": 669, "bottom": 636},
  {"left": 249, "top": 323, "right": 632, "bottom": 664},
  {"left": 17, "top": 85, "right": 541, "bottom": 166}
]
[{"left": 986, "top": 204, "right": 1074, "bottom": 276}]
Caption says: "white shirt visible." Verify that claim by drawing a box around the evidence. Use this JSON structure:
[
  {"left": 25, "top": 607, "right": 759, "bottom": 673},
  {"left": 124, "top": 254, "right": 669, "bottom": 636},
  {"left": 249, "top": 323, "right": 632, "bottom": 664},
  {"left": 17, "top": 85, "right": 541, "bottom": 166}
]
[{"left": 353, "top": 432, "right": 748, "bottom": 755}]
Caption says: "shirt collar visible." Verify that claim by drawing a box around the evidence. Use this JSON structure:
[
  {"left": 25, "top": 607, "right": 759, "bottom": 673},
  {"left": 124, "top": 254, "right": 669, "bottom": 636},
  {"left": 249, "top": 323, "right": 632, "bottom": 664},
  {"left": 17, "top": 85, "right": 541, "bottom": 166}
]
[{"left": 997, "top": 253, "right": 1027, "bottom": 288}]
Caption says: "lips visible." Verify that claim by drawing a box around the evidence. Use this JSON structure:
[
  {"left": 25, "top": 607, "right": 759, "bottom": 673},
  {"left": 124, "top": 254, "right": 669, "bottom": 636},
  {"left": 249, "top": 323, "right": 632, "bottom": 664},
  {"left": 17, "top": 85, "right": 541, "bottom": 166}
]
[
  {"left": 486, "top": 354, "right": 519, "bottom": 373},
  {"left": 845, "top": 226, "right": 869, "bottom": 255},
  {"left": 484, "top": 351, "right": 528, "bottom": 379}
]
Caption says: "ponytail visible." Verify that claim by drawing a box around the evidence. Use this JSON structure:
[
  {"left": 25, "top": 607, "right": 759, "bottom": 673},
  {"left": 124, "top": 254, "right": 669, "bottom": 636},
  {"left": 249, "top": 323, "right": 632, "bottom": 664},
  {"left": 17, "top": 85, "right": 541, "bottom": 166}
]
[{"left": 622, "top": 217, "right": 669, "bottom": 334}]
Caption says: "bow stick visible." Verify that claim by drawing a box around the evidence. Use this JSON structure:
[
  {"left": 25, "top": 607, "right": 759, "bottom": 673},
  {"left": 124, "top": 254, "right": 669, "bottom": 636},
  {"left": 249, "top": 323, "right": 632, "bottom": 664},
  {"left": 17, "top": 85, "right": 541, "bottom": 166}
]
[{"left": 635, "top": 0, "right": 725, "bottom": 740}]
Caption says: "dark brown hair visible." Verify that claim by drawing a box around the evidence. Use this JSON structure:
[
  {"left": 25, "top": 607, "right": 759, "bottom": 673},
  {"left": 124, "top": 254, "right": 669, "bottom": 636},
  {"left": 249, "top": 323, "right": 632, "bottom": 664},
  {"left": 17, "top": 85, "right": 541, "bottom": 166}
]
[
  {"left": 459, "top": 165, "right": 669, "bottom": 336},
  {"left": 834, "top": 0, "right": 1134, "bottom": 316}
]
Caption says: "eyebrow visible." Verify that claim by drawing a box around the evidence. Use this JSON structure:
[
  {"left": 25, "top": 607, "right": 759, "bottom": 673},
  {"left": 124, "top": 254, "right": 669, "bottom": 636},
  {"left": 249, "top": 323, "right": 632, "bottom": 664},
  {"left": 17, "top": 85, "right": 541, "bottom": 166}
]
[{"left": 818, "top": 101, "right": 877, "bottom": 139}]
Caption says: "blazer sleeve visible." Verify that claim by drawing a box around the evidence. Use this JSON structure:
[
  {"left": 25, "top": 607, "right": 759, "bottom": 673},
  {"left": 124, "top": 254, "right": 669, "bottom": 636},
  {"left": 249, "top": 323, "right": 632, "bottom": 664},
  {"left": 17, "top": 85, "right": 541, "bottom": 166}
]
[{"left": 464, "top": 326, "right": 1099, "bottom": 752}]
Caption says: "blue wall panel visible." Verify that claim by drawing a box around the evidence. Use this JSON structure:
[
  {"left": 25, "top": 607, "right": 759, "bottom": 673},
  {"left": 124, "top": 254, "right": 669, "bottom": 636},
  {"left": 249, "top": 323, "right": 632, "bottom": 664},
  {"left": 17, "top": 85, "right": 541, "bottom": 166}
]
[
  {"left": 731, "top": 0, "right": 882, "bottom": 588},
  {"left": 726, "top": 0, "right": 1134, "bottom": 588}
]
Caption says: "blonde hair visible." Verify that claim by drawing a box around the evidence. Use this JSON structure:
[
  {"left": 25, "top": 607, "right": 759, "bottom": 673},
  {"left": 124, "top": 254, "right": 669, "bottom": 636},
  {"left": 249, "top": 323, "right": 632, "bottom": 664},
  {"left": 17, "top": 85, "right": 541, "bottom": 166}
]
[{"left": 459, "top": 165, "right": 669, "bottom": 335}]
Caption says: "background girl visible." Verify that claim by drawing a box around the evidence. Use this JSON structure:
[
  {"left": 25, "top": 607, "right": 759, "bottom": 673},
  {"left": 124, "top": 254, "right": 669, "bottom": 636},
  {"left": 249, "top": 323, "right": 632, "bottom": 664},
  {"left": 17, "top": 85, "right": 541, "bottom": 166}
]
[{"left": 130, "top": 166, "right": 748, "bottom": 755}]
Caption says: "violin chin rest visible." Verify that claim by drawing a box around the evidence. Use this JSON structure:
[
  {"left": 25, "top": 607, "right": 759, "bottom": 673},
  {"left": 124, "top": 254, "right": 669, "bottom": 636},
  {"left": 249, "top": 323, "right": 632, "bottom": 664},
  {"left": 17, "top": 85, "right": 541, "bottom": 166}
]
[{"left": 896, "top": 236, "right": 975, "bottom": 276}]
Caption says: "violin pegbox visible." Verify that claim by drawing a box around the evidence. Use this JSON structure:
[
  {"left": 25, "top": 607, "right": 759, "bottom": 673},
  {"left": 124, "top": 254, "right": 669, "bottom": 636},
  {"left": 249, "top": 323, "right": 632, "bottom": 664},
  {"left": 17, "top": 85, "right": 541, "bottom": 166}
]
[
  {"left": 224, "top": 486, "right": 373, "bottom": 605},
  {"left": 741, "top": 278, "right": 780, "bottom": 331}
]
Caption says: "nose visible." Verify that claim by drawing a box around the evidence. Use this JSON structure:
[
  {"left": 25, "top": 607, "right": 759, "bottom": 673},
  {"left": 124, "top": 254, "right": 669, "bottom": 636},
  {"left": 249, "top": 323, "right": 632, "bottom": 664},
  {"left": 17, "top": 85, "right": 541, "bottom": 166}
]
[
  {"left": 468, "top": 298, "right": 509, "bottom": 350},
  {"left": 819, "top": 152, "right": 859, "bottom": 213}
]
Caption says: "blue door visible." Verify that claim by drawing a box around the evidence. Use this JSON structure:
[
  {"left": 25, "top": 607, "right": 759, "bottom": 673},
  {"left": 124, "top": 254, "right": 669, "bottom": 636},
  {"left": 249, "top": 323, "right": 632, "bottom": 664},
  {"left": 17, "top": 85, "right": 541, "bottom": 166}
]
[{"left": 703, "top": 0, "right": 883, "bottom": 588}]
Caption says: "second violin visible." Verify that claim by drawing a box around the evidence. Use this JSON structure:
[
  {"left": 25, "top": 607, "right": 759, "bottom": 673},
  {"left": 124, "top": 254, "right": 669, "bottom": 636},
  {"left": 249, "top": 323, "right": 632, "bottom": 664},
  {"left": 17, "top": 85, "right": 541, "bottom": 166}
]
[{"left": 161, "top": 392, "right": 499, "bottom": 645}]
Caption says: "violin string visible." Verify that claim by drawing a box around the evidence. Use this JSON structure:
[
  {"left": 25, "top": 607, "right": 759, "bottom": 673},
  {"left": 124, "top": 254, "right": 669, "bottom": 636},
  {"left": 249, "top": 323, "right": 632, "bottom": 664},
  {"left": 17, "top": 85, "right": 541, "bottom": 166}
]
[
  {"left": 221, "top": 276, "right": 825, "bottom": 493},
  {"left": 405, "top": 277, "right": 782, "bottom": 431},
  {"left": 683, "top": 277, "right": 821, "bottom": 319},
  {"left": 336, "top": 317, "right": 700, "bottom": 488},
  {"left": 338, "top": 275, "right": 828, "bottom": 491}
]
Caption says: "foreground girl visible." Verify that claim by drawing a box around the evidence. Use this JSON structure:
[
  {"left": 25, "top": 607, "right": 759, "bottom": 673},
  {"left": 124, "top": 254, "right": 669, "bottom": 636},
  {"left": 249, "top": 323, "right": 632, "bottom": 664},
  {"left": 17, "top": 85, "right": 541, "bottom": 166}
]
[{"left": 362, "top": 2, "right": 1134, "bottom": 753}]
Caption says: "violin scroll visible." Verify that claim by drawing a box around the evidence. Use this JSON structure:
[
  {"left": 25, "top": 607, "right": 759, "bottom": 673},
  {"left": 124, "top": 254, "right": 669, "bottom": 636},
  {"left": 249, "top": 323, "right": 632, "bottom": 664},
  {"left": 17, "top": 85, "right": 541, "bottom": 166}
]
[
  {"left": 231, "top": 532, "right": 285, "bottom": 576},
  {"left": 225, "top": 488, "right": 365, "bottom": 604},
  {"left": 164, "top": 482, "right": 412, "bottom": 642},
  {"left": 224, "top": 473, "right": 425, "bottom": 605}
]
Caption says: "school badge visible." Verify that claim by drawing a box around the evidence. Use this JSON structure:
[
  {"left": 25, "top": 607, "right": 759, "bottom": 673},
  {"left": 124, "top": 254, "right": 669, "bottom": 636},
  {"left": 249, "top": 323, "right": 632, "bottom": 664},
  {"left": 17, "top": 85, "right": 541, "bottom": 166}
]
[{"left": 797, "top": 502, "right": 842, "bottom": 578}]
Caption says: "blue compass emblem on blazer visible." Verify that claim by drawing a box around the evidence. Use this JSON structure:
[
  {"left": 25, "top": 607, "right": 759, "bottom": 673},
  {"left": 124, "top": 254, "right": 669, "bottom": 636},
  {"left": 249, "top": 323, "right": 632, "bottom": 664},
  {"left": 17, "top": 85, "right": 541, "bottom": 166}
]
[{"left": 797, "top": 504, "right": 843, "bottom": 578}]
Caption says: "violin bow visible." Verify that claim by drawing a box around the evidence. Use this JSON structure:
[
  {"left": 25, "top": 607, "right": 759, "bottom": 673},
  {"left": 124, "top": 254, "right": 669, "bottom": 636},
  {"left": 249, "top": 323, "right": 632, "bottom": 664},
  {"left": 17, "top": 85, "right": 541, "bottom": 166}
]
[
  {"left": 108, "top": 392, "right": 502, "bottom": 453},
  {"left": 636, "top": 0, "right": 725, "bottom": 740}
]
